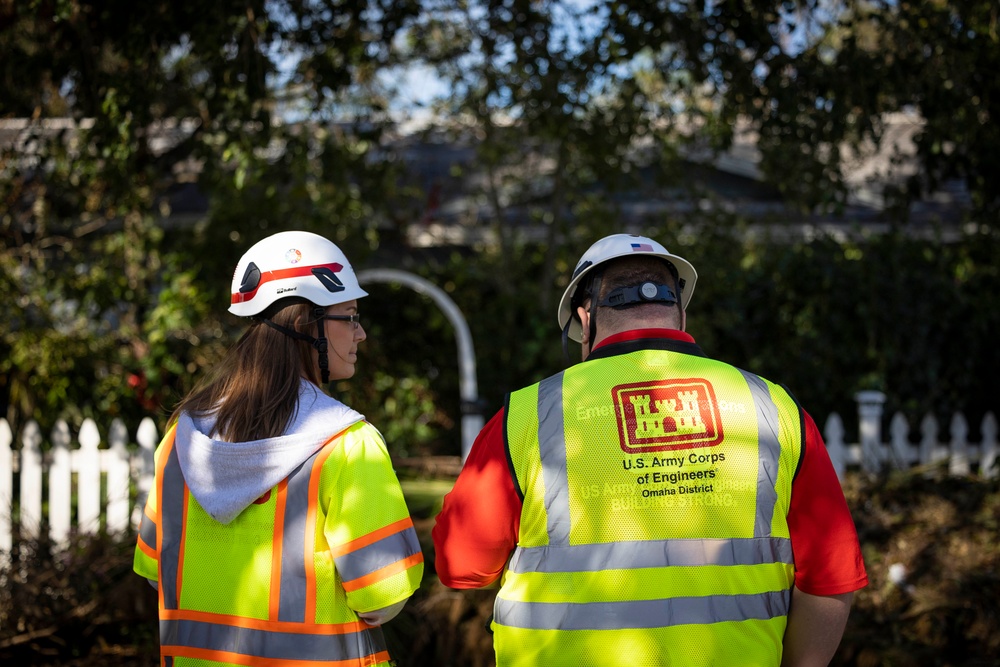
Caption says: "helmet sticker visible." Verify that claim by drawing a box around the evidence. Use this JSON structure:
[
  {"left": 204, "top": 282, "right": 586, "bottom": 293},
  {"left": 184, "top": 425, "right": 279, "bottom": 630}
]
[{"left": 285, "top": 248, "right": 303, "bottom": 264}]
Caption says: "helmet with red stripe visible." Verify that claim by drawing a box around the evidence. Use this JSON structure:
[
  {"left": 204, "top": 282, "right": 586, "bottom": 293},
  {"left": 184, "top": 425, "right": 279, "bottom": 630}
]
[{"left": 229, "top": 231, "right": 368, "bottom": 317}]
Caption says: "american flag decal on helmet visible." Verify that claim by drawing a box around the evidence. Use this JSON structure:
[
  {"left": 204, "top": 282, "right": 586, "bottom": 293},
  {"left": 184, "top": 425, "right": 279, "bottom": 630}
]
[{"left": 631, "top": 243, "right": 653, "bottom": 251}]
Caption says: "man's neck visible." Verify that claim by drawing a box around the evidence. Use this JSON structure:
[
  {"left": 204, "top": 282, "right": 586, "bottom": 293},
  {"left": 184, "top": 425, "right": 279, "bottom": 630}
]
[{"left": 591, "top": 327, "right": 693, "bottom": 352}]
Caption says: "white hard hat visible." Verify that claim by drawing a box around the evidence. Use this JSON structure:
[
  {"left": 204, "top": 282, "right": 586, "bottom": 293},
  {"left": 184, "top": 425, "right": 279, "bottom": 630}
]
[
  {"left": 557, "top": 234, "right": 697, "bottom": 342},
  {"left": 229, "top": 231, "right": 368, "bottom": 317}
]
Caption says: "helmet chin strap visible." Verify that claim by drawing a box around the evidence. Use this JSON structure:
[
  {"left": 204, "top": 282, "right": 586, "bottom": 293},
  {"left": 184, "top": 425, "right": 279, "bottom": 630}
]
[
  {"left": 261, "top": 306, "right": 330, "bottom": 383},
  {"left": 315, "top": 313, "right": 329, "bottom": 383},
  {"left": 565, "top": 269, "right": 604, "bottom": 362},
  {"left": 561, "top": 320, "right": 573, "bottom": 362},
  {"left": 586, "top": 271, "right": 602, "bottom": 357}
]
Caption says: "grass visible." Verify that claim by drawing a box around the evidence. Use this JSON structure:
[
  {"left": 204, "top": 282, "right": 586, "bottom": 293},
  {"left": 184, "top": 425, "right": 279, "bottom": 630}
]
[{"left": 400, "top": 477, "right": 455, "bottom": 521}]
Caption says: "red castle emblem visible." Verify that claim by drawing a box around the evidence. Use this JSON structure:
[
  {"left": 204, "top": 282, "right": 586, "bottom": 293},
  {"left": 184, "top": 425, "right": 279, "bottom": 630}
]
[{"left": 612, "top": 378, "right": 724, "bottom": 453}]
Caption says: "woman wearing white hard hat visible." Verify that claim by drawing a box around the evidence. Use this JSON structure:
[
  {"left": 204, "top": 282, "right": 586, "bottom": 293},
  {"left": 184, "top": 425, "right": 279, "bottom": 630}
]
[{"left": 134, "top": 231, "right": 424, "bottom": 667}]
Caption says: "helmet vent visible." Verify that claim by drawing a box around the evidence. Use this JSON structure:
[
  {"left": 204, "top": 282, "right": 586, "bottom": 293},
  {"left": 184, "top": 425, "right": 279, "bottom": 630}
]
[
  {"left": 238, "top": 262, "right": 262, "bottom": 293},
  {"left": 312, "top": 266, "right": 346, "bottom": 293}
]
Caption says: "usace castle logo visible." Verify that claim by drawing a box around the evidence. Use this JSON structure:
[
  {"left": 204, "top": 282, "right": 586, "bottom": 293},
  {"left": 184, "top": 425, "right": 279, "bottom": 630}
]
[{"left": 612, "top": 379, "right": 724, "bottom": 453}]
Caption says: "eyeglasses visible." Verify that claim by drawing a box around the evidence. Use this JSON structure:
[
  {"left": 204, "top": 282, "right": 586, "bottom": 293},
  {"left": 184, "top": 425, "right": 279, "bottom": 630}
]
[{"left": 324, "top": 313, "right": 361, "bottom": 330}]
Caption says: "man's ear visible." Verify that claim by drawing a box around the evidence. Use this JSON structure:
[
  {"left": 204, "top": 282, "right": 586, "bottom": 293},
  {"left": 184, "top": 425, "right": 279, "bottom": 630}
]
[{"left": 576, "top": 305, "right": 590, "bottom": 343}]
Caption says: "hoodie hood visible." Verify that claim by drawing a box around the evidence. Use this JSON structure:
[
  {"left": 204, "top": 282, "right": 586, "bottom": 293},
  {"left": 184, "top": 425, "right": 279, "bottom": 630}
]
[{"left": 174, "top": 379, "right": 363, "bottom": 524}]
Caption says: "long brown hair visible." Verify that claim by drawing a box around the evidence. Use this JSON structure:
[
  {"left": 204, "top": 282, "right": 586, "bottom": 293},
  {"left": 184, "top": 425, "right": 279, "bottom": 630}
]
[{"left": 170, "top": 302, "right": 322, "bottom": 442}]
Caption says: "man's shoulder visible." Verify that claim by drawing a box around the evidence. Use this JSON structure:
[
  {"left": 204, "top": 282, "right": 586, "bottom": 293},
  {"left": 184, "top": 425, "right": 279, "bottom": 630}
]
[{"left": 509, "top": 369, "right": 566, "bottom": 395}]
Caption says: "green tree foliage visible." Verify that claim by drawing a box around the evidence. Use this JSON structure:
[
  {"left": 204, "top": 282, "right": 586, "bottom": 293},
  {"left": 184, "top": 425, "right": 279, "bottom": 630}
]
[
  {"left": 0, "top": 0, "right": 419, "bottom": 434},
  {"left": 823, "top": 0, "right": 1000, "bottom": 223},
  {"left": 683, "top": 222, "right": 1000, "bottom": 435},
  {"left": 1, "top": 1, "right": 997, "bottom": 454},
  {"left": 406, "top": 0, "right": 1000, "bottom": 222},
  {"left": 348, "top": 220, "right": 1000, "bottom": 455}
]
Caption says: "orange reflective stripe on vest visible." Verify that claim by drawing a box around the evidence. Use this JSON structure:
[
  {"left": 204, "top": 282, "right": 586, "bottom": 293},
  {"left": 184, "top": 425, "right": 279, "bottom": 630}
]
[
  {"left": 156, "top": 430, "right": 389, "bottom": 665},
  {"left": 332, "top": 517, "right": 423, "bottom": 592},
  {"left": 158, "top": 610, "right": 388, "bottom": 665},
  {"left": 137, "top": 507, "right": 157, "bottom": 560}
]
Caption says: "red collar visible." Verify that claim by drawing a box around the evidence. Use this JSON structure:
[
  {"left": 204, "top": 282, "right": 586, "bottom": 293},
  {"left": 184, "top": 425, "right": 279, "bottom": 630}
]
[{"left": 592, "top": 328, "right": 695, "bottom": 351}]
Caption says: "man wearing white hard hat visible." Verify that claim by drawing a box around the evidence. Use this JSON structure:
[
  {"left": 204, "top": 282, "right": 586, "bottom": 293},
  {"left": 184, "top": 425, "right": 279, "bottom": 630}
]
[
  {"left": 134, "top": 231, "right": 423, "bottom": 667},
  {"left": 434, "top": 233, "right": 867, "bottom": 666}
]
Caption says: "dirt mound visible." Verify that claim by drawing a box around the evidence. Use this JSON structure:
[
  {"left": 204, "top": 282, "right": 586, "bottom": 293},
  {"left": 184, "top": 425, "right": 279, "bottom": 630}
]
[{"left": 837, "top": 470, "right": 1000, "bottom": 666}]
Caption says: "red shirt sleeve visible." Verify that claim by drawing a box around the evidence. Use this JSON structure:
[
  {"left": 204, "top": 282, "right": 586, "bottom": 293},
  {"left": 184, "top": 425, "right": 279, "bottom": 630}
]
[
  {"left": 432, "top": 408, "right": 521, "bottom": 589},
  {"left": 787, "top": 411, "right": 869, "bottom": 595}
]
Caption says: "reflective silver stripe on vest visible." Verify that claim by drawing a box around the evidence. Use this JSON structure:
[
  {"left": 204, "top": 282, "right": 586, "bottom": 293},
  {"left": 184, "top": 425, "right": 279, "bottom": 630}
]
[
  {"left": 738, "top": 370, "right": 781, "bottom": 538},
  {"left": 494, "top": 589, "right": 790, "bottom": 630},
  {"left": 277, "top": 448, "right": 322, "bottom": 623},
  {"left": 534, "top": 371, "right": 785, "bottom": 546},
  {"left": 158, "top": 436, "right": 390, "bottom": 662},
  {"left": 159, "top": 437, "right": 318, "bottom": 619},
  {"left": 160, "top": 443, "right": 186, "bottom": 610},
  {"left": 508, "top": 536, "right": 792, "bottom": 574},
  {"left": 138, "top": 508, "right": 158, "bottom": 551},
  {"left": 537, "top": 372, "right": 571, "bottom": 546},
  {"left": 335, "top": 525, "right": 422, "bottom": 585},
  {"left": 159, "top": 617, "right": 387, "bottom": 662}
]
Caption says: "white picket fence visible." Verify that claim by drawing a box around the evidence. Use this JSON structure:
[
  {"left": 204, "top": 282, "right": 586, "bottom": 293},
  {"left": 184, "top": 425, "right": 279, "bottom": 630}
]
[
  {"left": 0, "top": 391, "right": 997, "bottom": 557},
  {"left": 826, "top": 391, "right": 998, "bottom": 478},
  {"left": 0, "top": 416, "right": 157, "bottom": 559}
]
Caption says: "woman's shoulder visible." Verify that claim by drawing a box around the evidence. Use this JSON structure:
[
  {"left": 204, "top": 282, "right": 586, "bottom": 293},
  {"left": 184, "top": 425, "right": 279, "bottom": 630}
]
[{"left": 339, "top": 419, "right": 386, "bottom": 445}]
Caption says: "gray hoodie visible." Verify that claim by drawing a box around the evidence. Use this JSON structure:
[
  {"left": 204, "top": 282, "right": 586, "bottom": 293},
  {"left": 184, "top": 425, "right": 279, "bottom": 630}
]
[{"left": 174, "top": 379, "right": 364, "bottom": 525}]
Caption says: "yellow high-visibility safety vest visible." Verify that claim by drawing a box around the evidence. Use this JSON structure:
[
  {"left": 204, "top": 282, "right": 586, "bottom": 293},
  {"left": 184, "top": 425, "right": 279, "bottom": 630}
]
[
  {"left": 500, "top": 347, "right": 803, "bottom": 667},
  {"left": 133, "top": 421, "right": 424, "bottom": 667}
]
